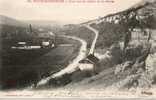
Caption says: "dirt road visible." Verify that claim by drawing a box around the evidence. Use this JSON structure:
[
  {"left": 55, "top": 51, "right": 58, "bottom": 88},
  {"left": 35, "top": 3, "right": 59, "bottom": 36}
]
[
  {"left": 83, "top": 24, "right": 99, "bottom": 55},
  {"left": 36, "top": 35, "right": 87, "bottom": 87}
]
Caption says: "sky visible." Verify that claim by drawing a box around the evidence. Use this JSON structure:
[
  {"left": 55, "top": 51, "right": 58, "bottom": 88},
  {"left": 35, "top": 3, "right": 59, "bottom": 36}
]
[{"left": 0, "top": 0, "right": 142, "bottom": 24}]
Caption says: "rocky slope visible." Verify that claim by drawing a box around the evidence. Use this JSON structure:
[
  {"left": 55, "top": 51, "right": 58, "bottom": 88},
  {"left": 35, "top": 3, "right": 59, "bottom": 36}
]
[
  {"left": 61, "top": 0, "right": 156, "bottom": 92},
  {"left": 87, "top": 0, "right": 156, "bottom": 48}
]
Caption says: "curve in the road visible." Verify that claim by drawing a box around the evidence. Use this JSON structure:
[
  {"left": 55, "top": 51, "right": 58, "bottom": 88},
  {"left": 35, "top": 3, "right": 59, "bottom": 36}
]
[
  {"left": 84, "top": 24, "right": 99, "bottom": 55},
  {"left": 36, "top": 24, "right": 100, "bottom": 87},
  {"left": 36, "top": 35, "right": 87, "bottom": 87},
  {"left": 52, "top": 35, "right": 87, "bottom": 77}
]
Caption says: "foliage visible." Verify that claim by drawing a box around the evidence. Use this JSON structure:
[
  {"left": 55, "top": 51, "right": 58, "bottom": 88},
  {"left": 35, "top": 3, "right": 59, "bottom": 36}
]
[{"left": 92, "top": 22, "right": 126, "bottom": 48}]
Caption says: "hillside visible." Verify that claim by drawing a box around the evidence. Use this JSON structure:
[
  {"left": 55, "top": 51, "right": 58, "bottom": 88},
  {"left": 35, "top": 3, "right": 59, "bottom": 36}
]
[
  {"left": 1, "top": 0, "right": 156, "bottom": 93},
  {"left": 25, "top": 20, "right": 62, "bottom": 27},
  {"left": 60, "top": 0, "right": 156, "bottom": 93},
  {"left": 89, "top": 0, "right": 156, "bottom": 49},
  {"left": 0, "top": 15, "right": 27, "bottom": 27},
  {"left": 0, "top": 15, "right": 52, "bottom": 42}
]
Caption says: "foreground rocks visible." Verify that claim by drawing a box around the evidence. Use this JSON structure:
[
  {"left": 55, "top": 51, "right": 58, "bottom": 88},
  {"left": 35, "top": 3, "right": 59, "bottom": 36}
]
[{"left": 112, "top": 42, "right": 156, "bottom": 90}]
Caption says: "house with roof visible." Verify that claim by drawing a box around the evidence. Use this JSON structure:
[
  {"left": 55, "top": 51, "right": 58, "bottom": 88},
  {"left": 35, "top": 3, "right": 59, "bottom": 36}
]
[{"left": 78, "top": 54, "right": 99, "bottom": 73}]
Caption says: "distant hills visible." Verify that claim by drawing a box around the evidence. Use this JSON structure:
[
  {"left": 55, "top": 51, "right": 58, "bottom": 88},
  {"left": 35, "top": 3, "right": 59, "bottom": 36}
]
[
  {"left": 0, "top": 15, "right": 28, "bottom": 27},
  {"left": 0, "top": 15, "right": 63, "bottom": 40},
  {"left": 24, "top": 20, "right": 63, "bottom": 33},
  {"left": 0, "top": 15, "right": 63, "bottom": 28},
  {"left": 24, "top": 20, "right": 63, "bottom": 27},
  {"left": 1, "top": 0, "right": 156, "bottom": 42}
]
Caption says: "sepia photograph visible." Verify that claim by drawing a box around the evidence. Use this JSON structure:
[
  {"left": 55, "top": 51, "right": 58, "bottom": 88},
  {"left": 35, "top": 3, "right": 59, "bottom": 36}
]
[{"left": 0, "top": 0, "right": 156, "bottom": 99}]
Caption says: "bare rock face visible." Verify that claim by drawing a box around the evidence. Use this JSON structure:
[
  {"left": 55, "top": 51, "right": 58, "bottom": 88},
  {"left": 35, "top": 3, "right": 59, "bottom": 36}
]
[
  {"left": 145, "top": 53, "right": 156, "bottom": 84},
  {"left": 137, "top": 72, "right": 153, "bottom": 88},
  {"left": 114, "top": 61, "right": 133, "bottom": 75},
  {"left": 146, "top": 53, "right": 156, "bottom": 71}
]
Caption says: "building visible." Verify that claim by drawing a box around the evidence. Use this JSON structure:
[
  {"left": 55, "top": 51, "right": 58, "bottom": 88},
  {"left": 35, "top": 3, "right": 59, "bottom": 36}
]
[
  {"left": 131, "top": 28, "right": 151, "bottom": 41},
  {"left": 78, "top": 54, "right": 99, "bottom": 72}
]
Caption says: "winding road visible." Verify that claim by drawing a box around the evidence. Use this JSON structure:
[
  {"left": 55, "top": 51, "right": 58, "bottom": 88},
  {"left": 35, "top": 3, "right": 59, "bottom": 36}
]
[
  {"left": 36, "top": 24, "right": 100, "bottom": 87},
  {"left": 52, "top": 35, "right": 87, "bottom": 77},
  {"left": 84, "top": 24, "right": 99, "bottom": 55},
  {"left": 36, "top": 35, "right": 88, "bottom": 87}
]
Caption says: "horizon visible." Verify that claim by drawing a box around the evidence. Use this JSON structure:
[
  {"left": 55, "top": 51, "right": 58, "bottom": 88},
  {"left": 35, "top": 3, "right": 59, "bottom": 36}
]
[{"left": 0, "top": 0, "right": 142, "bottom": 24}]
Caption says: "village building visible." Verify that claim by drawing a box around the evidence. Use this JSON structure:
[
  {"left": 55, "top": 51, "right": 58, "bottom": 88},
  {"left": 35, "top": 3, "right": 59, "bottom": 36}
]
[
  {"left": 131, "top": 28, "right": 151, "bottom": 42},
  {"left": 78, "top": 54, "right": 99, "bottom": 73}
]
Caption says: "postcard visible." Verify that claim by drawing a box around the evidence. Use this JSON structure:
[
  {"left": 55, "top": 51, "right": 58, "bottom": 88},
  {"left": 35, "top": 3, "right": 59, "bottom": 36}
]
[{"left": 0, "top": 0, "right": 156, "bottom": 99}]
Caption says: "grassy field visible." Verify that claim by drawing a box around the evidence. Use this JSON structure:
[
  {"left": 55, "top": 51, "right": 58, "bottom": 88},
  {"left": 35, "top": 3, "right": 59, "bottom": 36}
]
[{"left": 0, "top": 36, "right": 80, "bottom": 89}]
